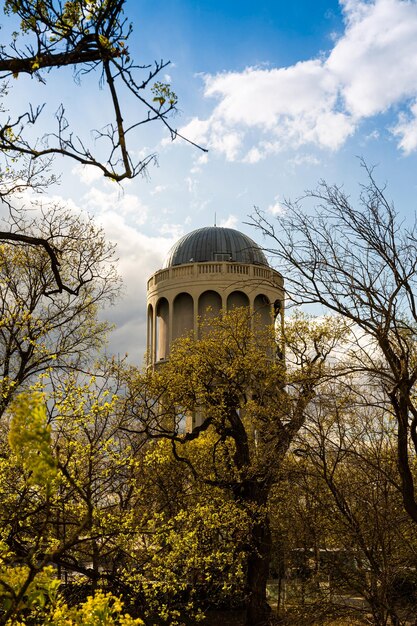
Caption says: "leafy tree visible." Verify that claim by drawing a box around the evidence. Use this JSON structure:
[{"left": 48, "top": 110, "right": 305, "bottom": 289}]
[
  {"left": 127, "top": 435, "right": 250, "bottom": 624},
  {"left": 2, "top": 372, "right": 140, "bottom": 572},
  {"left": 124, "top": 308, "right": 348, "bottom": 626},
  {"left": 251, "top": 162, "right": 417, "bottom": 528},
  {"left": 0, "top": 202, "right": 119, "bottom": 418},
  {"left": 0, "top": 564, "right": 144, "bottom": 624},
  {"left": 0, "top": 7, "right": 213, "bottom": 619},
  {"left": 0, "top": 366, "right": 248, "bottom": 625},
  {"left": 0, "top": 371, "right": 151, "bottom": 622},
  {"left": 128, "top": 481, "right": 248, "bottom": 623}
]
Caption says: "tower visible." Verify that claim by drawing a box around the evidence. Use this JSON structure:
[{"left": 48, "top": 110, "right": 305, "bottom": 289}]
[{"left": 146, "top": 226, "right": 284, "bottom": 366}]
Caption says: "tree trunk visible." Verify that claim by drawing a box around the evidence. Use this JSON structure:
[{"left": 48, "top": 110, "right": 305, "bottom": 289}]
[{"left": 245, "top": 512, "right": 272, "bottom": 626}]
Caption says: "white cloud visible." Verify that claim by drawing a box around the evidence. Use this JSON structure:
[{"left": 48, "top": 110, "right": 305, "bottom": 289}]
[
  {"left": 243, "top": 147, "right": 263, "bottom": 163},
  {"left": 83, "top": 187, "right": 149, "bottom": 225},
  {"left": 204, "top": 60, "right": 337, "bottom": 126},
  {"left": 219, "top": 214, "right": 238, "bottom": 228},
  {"left": 178, "top": 117, "right": 210, "bottom": 145},
  {"left": 159, "top": 223, "right": 185, "bottom": 238},
  {"left": 288, "top": 153, "right": 321, "bottom": 167},
  {"left": 179, "top": 0, "right": 417, "bottom": 159},
  {"left": 391, "top": 100, "right": 417, "bottom": 154},
  {"left": 328, "top": 0, "right": 417, "bottom": 117},
  {"left": 267, "top": 197, "right": 285, "bottom": 216},
  {"left": 340, "top": 0, "right": 373, "bottom": 26},
  {"left": 190, "top": 152, "right": 210, "bottom": 174},
  {"left": 150, "top": 184, "right": 168, "bottom": 196},
  {"left": 185, "top": 176, "right": 197, "bottom": 194},
  {"left": 97, "top": 211, "right": 178, "bottom": 362},
  {"left": 71, "top": 164, "right": 103, "bottom": 185},
  {"left": 197, "top": 153, "right": 209, "bottom": 165},
  {"left": 6, "top": 188, "right": 174, "bottom": 364},
  {"left": 363, "top": 129, "right": 380, "bottom": 142}
]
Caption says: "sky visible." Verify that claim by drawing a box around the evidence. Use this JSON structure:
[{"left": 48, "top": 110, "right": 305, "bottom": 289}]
[{"left": 5, "top": 0, "right": 417, "bottom": 362}]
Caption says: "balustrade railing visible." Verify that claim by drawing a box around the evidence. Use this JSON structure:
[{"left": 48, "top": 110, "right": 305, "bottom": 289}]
[{"left": 147, "top": 262, "right": 281, "bottom": 289}]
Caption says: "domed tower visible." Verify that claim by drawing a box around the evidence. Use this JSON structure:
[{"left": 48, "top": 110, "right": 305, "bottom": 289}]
[{"left": 146, "top": 226, "right": 284, "bottom": 365}]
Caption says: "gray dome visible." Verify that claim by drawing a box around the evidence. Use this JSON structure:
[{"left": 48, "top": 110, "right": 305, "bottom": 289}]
[{"left": 163, "top": 226, "right": 268, "bottom": 268}]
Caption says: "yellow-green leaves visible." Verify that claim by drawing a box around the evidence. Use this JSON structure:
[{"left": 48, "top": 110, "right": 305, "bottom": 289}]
[
  {"left": 127, "top": 492, "right": 247, "bottom": 625},
  {"left": 151, "top": 81, "right": 178, "bottom": 108},
  {"left": 0, "top": 566, "right": 144, "bottom": 625},
  {"left": 8, "top": 392, "right": 57, "bottom": 489},
  {"left": 52, "top": 590, "right": 144, "bottom": 626}
]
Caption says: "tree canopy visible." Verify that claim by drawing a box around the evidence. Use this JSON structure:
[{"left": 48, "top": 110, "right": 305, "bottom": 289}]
[{"left": 123, "top": 308, "right": 348, "bottom": 625}]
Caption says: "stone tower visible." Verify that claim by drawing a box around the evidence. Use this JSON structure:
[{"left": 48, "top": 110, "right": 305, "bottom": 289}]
[{"left": 146, "top": 226, "right": 284, "bottom": 366}]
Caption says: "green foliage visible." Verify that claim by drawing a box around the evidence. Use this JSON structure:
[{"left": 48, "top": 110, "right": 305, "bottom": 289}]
[
  {"left": 8, "top": 391, "right": 57, "bottom": 489},
  {"left": 0, "top": 564, "right": 144, "bottom": 624},
  {"left": 128, "top": 499, "right": 246, "bottom": 624},
  {"left": 0, "top": 307, "right": 390, "bottom": 625},
  {"left": 51, "top": 590, "right": 144, "bottom": 625},
  {"left": 0, "top": 204, "right": 119, "bottom": 419},
  {"left": 0, "top": 565, "right": 60, "bottom": 623},
  {"left": 109, "top": 437, "right": 248, "bottom": 624},
  {"left": 4, "top": 1, "right": 120, "bottom": 42},
  {"left": 124, "top": 308, "right": 349, "bottom": 624},
  {"left": 0, "top": 387, "right": 147, "bottom": 624},
  {"left": 151, "top": 82, "right": 178, "bottom": 108}
]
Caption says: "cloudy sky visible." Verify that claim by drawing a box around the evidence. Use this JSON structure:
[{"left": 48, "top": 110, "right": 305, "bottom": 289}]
[{"left": 6, "top": 0, "right": 417, "bottom": 362}]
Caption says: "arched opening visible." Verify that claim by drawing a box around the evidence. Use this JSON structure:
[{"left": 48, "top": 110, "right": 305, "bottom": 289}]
[
  {"left": 227, "top": 290, "right": 249, "bottom": 310},
  {"left": 147, "top": 303, "right": 154, "bottom": 364},
  {"left": 254, "top": 294, "right": 271, "bottom": 327},
  {"left": 198, "top": 290, "right": 222, "bottom": 337},
  {"left": 156, "top": 298, "right": 169, "bottom": 361},
  {"left": 173, "top": 292, "right": 194, "bottom": 341},
  {"left": 273, "top": 298, "right": 284, "bottom": 361},
  {"left": 274, "top": 299, "right": 282, "bottom": 321},
  {"left": 198, "top": 290, "right": 222, "bottom": 319}
]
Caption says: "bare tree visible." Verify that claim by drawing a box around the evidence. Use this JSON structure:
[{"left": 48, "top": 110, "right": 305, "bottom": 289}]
[
  {"left": 0, "top": 0, "right": 203, "bottom": 181},
  {"left": 284, "top": 381, "right": 417, "bottom": 626},
  {"left": 250, "top": 161, "right": 417, "bottom": 525}
]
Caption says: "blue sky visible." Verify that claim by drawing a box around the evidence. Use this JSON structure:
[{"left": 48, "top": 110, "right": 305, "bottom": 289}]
[
  {"left": 5, "top": 0, "right": 417, "bottom": 361},
  {"left": 135, "top": 0, "right": 344, "bottom": 72}
]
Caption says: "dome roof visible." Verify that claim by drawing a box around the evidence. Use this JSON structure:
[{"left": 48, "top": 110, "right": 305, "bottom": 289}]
[{"left": 163, "top": 226, "right": 268, "bottom": 268}]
